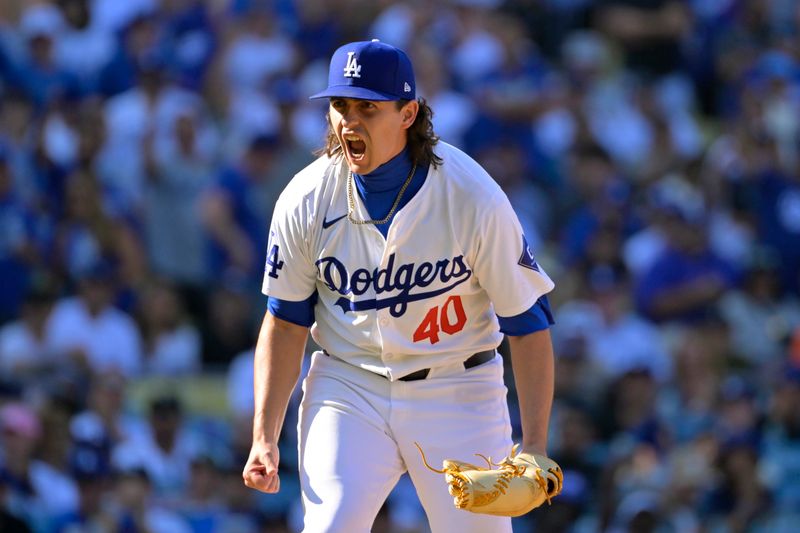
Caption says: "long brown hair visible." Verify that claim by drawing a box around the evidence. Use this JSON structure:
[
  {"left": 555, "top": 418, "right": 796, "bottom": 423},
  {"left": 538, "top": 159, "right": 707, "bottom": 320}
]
[{"left": 317, "top": 97, "right": 443, "bottom": 169}]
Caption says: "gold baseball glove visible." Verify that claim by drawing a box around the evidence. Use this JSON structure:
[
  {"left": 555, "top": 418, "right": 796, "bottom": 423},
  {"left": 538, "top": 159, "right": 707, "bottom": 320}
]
[{"left": 415, "top": 442, "right": 563, "bottom": 517}]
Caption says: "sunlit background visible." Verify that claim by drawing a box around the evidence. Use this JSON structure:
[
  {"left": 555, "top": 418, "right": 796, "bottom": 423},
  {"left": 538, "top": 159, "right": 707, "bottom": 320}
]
[{"left": 1, "top": 0, "right": 799, "bottom": 532}]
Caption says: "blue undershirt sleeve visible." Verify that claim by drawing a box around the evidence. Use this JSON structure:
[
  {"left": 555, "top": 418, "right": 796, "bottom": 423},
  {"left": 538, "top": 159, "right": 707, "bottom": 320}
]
[
  {"left": 497, "top": 295, "right": 554, "bottom": 336},
  {"left": 268, "top": 293, "right": 552, "bottom": 333},
  {"left": 267, "top": 293, "right": 317, "bottom": 328}
]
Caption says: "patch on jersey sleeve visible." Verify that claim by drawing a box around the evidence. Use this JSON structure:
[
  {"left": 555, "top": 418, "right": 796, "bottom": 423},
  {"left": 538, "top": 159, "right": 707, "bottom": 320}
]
[
  {"left": 517, "top": 235, "right": 540, "bottom": 272},
  {"left": 265, "top": 231, "right": 284, "bottom": 279}
]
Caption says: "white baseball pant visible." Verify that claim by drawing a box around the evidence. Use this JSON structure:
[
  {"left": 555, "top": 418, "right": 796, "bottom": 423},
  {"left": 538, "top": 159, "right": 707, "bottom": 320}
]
[{"left": 297, "top": 350, "right": 514, "bottom": 533}]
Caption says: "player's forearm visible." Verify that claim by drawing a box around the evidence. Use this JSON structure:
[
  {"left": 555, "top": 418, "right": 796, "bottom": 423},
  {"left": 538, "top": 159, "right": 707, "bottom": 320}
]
[
  {"left": 252, "top": 311, "right": 309, "bottom": 444},
  {"left": 208, "top": 219, "right": 252, "bottom": 259},
  {"left": 646, "top": 274, "right": 726, "bottom": 319},
  {"left": 600, "top": 2, "right": 690, "bottom": 41},
  {"left": 201, "top": 195, "right": 251, "bottom": 253},
  {"left": 507, "top": 329, "right": 555, "bottom": 454}
]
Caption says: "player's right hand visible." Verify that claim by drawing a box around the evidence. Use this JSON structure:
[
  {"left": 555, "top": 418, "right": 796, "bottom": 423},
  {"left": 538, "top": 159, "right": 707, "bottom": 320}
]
[{"left": 242, "top": 440, "right": 281, "bottom": 493}]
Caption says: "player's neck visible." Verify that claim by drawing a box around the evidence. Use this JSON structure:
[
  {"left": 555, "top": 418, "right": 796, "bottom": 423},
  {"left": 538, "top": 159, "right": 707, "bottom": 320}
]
[{"left": 353, "top": 146, "right": 413, "bottom": 193}]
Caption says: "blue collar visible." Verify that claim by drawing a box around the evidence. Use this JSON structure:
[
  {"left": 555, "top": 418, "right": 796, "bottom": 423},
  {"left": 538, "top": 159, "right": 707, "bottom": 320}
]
[{"left": 352, "top": 147, "right": 414, "bottom": 193}]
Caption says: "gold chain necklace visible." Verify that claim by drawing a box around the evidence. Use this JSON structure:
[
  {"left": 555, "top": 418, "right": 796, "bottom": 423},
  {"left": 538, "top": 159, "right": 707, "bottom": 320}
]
[{"left": 347, "top": 162, "right": 417, "bottom": 225}]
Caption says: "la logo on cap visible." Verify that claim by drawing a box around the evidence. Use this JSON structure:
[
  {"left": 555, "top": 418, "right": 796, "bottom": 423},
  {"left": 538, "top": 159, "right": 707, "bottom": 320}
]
[{"left": 343, "top": 51, "right": 361, "bottom": 78}]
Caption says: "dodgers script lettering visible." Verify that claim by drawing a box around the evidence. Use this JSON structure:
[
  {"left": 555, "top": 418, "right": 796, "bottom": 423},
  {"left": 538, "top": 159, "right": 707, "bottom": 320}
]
[{"left": 315, "top": 253, "right": 472, "bottom": 317}]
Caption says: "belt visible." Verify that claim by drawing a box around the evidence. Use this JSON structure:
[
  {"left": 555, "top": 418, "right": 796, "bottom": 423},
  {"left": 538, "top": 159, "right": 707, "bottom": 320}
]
[{"left": 323, "top": 349, "right": 496, "bottom": 382}]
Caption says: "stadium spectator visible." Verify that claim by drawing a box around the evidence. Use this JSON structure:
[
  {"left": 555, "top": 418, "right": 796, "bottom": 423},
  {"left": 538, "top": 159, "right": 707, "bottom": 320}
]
[
  {"left": 53, "top": 0, "right": 115, "bottom": 96},
  {"left": 580, "top": 263, "right": 672, "bottom": 382},
  {"left": 596, "top": 0, "right": 692, "bottom": 79},
  {"left": 635, "top": 199, "right": 739, "bottom": 324},
  {"left": 412, "top": 42, "right": 477, "bottom": 150},
  {"left": 52, "top": 170, "right": 146, "bottom": 289},
  {"left": 96, "top": 9, "right": 162, "bottom": 98},
  {"left": 51, "top": 442, "right": 116, "bottom": 533},
  {"left": 0, "top": 281, "right": 56, "bottom": 385},
  {"left": 69, "top": 371, "right": 136, "bottom": 461},
  {"left": 0, "top": 152, "right": 40, "bottom": 324},
  {"left": 45, "top": 260, "right": 143, "bottom": 378},
  {"left": 102, "top": 56, "right": 206, "bottom": 213},
  {"left": 10, "top": 4, "right": 79, "bottom": 109},
  {"left": 136, "top": 279, "right": 202, "bottom": 376},
  {"left": 111, "top": 395, "right": 203, "bottom": 498},
  {"left": 200, "top": 275, "right": 258, "bottom": 368},
  {"left": 157, "top": 0, "right": 217, "bottom": 91},
  {"left": 719, "top": 249, "right": 800, "bottom": 368},
  {"left": 111, "top": 466, "right": 192, "bottom": 533},
  {"left": 201, "top": 133, "right": 285, "bottom": 282},
  {"left": 0, "top": 402, "right": 49, "bottom": 531},
  {"left": 761, "top": 367, "right": 800, "bottom": 515},
  {"left": 143, "top": 103, "right": 217, "bottom": 289}
]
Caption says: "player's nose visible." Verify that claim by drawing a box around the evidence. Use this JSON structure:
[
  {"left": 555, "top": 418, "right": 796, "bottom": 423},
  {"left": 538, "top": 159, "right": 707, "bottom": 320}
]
[
  {"left": 339, "top": 104, "right": 362, "bottom": 125},
  {"left": 340, "top": 110, "right": 360, "bottom": 127}
]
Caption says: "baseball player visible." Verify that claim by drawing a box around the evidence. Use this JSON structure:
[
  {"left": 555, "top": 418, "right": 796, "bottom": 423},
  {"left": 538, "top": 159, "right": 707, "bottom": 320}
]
[{"left": 242, "top": 39, "right": 559, "bottom": 532}]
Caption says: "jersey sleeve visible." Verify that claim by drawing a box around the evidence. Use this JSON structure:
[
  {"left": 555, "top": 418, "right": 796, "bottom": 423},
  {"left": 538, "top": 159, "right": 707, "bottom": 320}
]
[
  {"left": 472, "top": 190, "right": 555, "bottom": 317},
  {"left": 261, "top": 191, "right": 318, "bottom": 301}
]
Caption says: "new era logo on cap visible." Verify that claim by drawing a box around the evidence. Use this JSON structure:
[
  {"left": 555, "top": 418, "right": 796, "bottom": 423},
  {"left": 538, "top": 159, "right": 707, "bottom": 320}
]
[{"left": 311, "top": 39, "right": 416, "bottom": 101}]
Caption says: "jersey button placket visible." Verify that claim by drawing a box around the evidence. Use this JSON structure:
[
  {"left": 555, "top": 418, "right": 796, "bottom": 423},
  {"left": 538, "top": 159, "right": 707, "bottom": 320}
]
[
  {"left": 376, "top": 309, "right": 393, "bottom": 364},
  {"left": 375, "top": 244, "right": 395, "bottom": 365}
]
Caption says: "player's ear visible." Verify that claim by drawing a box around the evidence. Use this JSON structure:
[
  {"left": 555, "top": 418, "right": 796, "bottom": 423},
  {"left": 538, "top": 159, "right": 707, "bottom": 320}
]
[{"left": 400, "top": 100, "right": 419, "bottom": 130}]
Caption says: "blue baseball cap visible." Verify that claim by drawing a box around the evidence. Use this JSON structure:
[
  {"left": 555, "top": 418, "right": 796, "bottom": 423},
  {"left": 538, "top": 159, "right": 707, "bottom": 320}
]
[{"left": 310, "top": 39, "right": 416, "bottom": 101}]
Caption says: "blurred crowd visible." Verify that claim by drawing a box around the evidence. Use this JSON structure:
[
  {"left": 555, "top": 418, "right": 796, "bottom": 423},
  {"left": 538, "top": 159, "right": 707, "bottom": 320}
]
[{"left": 0, "top": 0, "right": 799, "bottom": 531}]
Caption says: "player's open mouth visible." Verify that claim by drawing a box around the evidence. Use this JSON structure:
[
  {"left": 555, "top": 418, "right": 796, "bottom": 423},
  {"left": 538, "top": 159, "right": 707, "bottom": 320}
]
[{"left": 343, "top": 134, "right": 366, "bottom": 161}]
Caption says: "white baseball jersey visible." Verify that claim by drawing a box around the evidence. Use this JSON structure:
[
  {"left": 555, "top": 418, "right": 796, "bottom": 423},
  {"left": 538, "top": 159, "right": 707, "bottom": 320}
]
[{"left": 262, "top": 142, "right": 554, "bottom": 380}]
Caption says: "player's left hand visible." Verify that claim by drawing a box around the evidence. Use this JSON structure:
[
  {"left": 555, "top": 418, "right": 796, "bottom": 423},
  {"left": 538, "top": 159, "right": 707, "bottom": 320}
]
[{"left": 416, "top": 442, "right": 563, "bottom": 517}]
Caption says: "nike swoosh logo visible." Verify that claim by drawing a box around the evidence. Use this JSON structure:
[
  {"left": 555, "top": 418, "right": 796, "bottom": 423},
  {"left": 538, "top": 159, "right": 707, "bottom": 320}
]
[{"left": 322, "top": 214, "right": 347, "bottom": 229}]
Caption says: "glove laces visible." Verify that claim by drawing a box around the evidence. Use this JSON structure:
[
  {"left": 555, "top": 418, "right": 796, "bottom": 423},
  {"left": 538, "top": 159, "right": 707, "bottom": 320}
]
[{"left": 414, "top": 442, "right": 553, "bottom": 508}]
